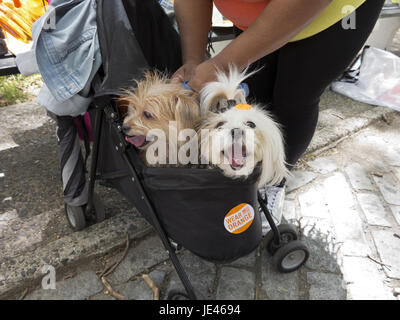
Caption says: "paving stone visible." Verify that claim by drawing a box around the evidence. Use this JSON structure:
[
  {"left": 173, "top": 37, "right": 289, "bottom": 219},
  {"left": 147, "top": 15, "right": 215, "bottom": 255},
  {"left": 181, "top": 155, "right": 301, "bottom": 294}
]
[
  {"left": 373, "top": 174, "right": 400, "bottom": 206},
  {"left": 364, "top": 157, "right": 392, "bottom": 174},
  {"left": 384, "top": 146, "right": 400, "bottom": 167},
  {"left": 25, "top": 271, "right": 103, "bottom": 300},
  {"left": 300, "top": 218, "right": 340, "bottom": 273},
  {"left": 307, "top": 272, "right": 346, "bottom": 300},
  {"left": 322, "top": 173, "right": 371, "bottom": 257},
  {"left": 341, "top": 256, "right": 393, "bottom": 300},
  {"left": 390, "top": 206, "right": 400, "bottom": 226},
  {"left": 148, "top": 269, "right": 168, "bottom": 289},
  {"left": 286, "top": 171, "right": 318, "bottom": 193},
  {"left": 89, "top": 291, "right": 116, "bottom": 300},
  {"left": 116, "top": 278, "right": 153, "bottom": 300},
  {"left": 259, "top": 252, "right": 299, "bottom": 300},
  {"left": 357, "top": 193, "right": 392, "bottom": 227},
  {"left": 344, "top": 163, "right": 374, "bottom": 191},
  {"left": 107, "top": 235, "right": 169, "bottom": 285},
  {"left": 216, "top": 267, "right": 255, "bottom": 300},
  {"left": 303, "top": 237, "right": 341, "bottom": 274},
  {"left": 371, "top": 230, "right": 400, "bottom": 279},
  {"left": 394, "top": 167, "right": 400, "bottom": 183},
  {"left": 307, "top": 157, "right": 338, "bottom": 174},
  {"left": 300, "top": 217, "right": 336, "bottom": 240},
  {"left": 298, "top": 184, "right": 329, "bottom": 219},
  {"left": 283, "top": 200, "right": 296, "bottom": 222},
  {"left": 166, "top": 251, "right": 216, "bottom": 300},
  {"left": 227, "top": 250, "right": 256, "bottom": 269}
]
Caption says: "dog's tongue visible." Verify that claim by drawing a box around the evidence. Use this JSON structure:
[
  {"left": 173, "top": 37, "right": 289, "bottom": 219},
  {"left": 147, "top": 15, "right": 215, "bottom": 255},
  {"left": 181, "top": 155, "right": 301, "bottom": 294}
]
[
  {"left": 125, "top": 135, "right": 146, "bottom": 147},
  {"left": 228, "top": 143, "right": 245, "bottom": 167},
  {"left": 231, "top": 154, "right": 244, "bottom": 167}
]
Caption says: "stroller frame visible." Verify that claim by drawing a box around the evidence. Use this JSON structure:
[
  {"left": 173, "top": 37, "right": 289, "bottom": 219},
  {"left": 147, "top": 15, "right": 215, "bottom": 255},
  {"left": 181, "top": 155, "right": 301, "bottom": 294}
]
[
  {"left": 84, "top": 100, "right": 287, "bottom": 300},
  {"left": 61, "top": 0, "right": 309, "bottom": 300}
]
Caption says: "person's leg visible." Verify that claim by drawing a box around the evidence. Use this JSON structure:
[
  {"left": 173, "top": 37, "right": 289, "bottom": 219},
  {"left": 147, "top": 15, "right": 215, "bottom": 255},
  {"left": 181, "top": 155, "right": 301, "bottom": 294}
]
[
  {"left": 270, "top": 0, "right": 385, "bottom": 167},
  {"left": 255, "top": 0, "right": 384, "bottom": 232}
]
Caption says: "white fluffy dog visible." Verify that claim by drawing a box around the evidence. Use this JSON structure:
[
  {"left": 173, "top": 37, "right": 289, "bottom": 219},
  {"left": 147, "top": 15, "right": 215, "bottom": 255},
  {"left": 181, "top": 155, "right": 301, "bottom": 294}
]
[{"left": 198, "top": 67, "right": 288, "bottom": 187}]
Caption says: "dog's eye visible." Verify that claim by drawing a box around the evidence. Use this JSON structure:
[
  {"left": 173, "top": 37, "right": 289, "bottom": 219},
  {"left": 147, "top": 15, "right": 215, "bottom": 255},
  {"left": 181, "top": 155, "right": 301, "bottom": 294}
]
[
  {"left": 216, "top": 121, "right": 225, "bottom": 129},
  {"left": 143, "top": 111, "right": 153, "bottom": 119},
  {"left": 245, "top": 121, "right": 256, "bottom": 128}
]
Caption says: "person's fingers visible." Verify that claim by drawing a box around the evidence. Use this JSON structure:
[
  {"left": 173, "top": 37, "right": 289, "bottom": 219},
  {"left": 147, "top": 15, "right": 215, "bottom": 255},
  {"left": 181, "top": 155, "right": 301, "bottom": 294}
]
[
  {"left": 171, "top": 67, "right": 185, "bottom": 83},
  {"left": 187, "top": 79, "right": 201, "bottom": 93},
  {"left": 171, "top": 73, "right": 184, "bottom": 84},
  {"left": 187, "top": 60, "right": 218, "bottom": 92}
]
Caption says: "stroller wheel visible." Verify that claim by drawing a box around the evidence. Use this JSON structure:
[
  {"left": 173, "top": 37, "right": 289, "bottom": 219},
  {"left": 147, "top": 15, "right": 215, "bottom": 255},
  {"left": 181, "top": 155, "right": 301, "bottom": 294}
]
[
  {"left": 92, "top": 192, "right": 106, "bottom": 223},
  {"left": 264, "top": 223, "right": 298, "bottom": 255},
  {"left": 272, "top": 240, "right": 309, "bottom": 273},
  {"left": 65, "top": 204, "right": 86, "bottom": 231}
]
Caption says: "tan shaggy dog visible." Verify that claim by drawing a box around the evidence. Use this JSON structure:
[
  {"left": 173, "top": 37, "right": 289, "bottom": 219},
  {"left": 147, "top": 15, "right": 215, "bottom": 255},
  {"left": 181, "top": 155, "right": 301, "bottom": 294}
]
[{"left": 120, "top": 71, "right": 200, "bottom": 166}]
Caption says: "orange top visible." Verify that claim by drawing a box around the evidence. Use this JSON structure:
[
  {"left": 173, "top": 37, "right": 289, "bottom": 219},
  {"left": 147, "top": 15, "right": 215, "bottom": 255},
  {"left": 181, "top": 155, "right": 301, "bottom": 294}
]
[
  {"left": 213, "top": 0, "right": 365, "bottom": 41},
  {"left": 214, "top": 0, "right": 272, "bottom": 31}
]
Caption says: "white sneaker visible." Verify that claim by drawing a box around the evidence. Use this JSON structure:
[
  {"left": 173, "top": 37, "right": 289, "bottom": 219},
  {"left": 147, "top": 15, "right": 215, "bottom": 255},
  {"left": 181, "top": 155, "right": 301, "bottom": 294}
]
[{"left": 258, "top": 185, "right": 286, "bottom": 235}]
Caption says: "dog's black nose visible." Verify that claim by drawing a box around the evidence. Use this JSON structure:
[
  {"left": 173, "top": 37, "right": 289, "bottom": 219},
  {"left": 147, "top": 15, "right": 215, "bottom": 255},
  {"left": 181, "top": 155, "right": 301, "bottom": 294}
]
[
  {"left": 231, "top": 128, "right": 243, "bottom": 139},
  {"left": 122, "top": 123, "right": 131, "bottom": 135}
]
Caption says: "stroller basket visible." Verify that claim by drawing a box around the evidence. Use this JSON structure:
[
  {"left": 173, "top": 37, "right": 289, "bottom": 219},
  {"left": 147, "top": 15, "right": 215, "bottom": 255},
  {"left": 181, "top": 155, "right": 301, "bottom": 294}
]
[
  {"left": 142, "top": 165, "right": 262, "bottom": 263},
  {"left": 96, "top": 109, "right": 262, "bottom": 263}
]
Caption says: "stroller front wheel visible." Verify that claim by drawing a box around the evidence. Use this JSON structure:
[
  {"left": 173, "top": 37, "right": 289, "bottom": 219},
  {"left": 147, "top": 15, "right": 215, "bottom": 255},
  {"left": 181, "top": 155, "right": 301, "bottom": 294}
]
[
  {"left": 272, "top": 240, "right": 309, "bottom": 273},
  {"left": 264, "top": 223, "right": 298, "bottom": 255}
]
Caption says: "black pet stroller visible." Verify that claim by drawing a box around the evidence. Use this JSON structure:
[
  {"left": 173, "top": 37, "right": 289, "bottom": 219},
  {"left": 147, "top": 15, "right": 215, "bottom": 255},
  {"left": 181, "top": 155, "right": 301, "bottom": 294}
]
[{"left": 62, "top": 0, "right": 309, "bottom": 300}]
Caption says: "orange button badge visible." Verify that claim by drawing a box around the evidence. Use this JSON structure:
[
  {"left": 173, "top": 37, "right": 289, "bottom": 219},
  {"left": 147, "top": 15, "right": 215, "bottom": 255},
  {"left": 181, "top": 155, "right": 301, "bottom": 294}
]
[{"left": 224, "top": 203, "right": 255, "bottom": 234}]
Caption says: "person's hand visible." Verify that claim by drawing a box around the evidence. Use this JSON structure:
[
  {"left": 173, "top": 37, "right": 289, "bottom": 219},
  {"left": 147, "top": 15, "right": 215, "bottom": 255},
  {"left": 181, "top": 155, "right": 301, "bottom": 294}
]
[
  {"left": 171, "top": 61, "right": 200, "bottom": 84},
  {"left": 172, "top": 58, "right": 223, "bottom": 92},
  {"left": 186, "top": 59, "right": 221, "bottom": 92}
]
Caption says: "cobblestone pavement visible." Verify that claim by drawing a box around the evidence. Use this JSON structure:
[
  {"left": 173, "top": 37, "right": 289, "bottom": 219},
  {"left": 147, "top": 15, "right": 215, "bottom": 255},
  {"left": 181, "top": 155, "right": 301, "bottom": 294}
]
[{"left": 19, "top": 113, "right": 400, "bottom": 300}]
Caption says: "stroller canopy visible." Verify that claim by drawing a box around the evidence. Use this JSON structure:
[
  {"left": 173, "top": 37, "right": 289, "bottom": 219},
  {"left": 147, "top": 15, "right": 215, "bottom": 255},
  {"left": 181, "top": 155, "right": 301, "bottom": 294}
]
[{"left": 95, "top": 0, "right": 181, "bottom": 98}]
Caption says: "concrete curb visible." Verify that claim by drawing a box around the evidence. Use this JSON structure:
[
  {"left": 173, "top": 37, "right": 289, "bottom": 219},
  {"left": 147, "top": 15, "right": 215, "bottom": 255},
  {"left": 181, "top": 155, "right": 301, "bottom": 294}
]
[{"left": 0, "top": 103, "right": 397, "bottom": 299}]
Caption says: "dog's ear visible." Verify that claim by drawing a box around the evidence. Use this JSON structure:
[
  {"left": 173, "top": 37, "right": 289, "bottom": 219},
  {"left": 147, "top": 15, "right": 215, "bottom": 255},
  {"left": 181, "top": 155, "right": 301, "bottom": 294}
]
[
  {"left": 174, "top": 95, "right": 200, "bottom": 134},
  {"left": 256, "top": 113, "right": 289, "bottom": 187},
  {"left": 116, "top": 97, "right": 130, "bottom": 117}
]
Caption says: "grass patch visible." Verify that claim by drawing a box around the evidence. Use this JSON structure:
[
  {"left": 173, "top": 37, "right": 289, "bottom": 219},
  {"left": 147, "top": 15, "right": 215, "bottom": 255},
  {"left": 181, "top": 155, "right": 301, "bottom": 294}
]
[{"left": 0, "top": 74, "right": 42, "bottom": 107}]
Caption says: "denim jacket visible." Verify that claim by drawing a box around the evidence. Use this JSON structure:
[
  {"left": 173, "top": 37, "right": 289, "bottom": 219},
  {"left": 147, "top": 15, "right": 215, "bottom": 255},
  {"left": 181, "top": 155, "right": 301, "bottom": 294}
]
[{"left": 16, "top": 0, "right": 101, "bottom": 116}]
